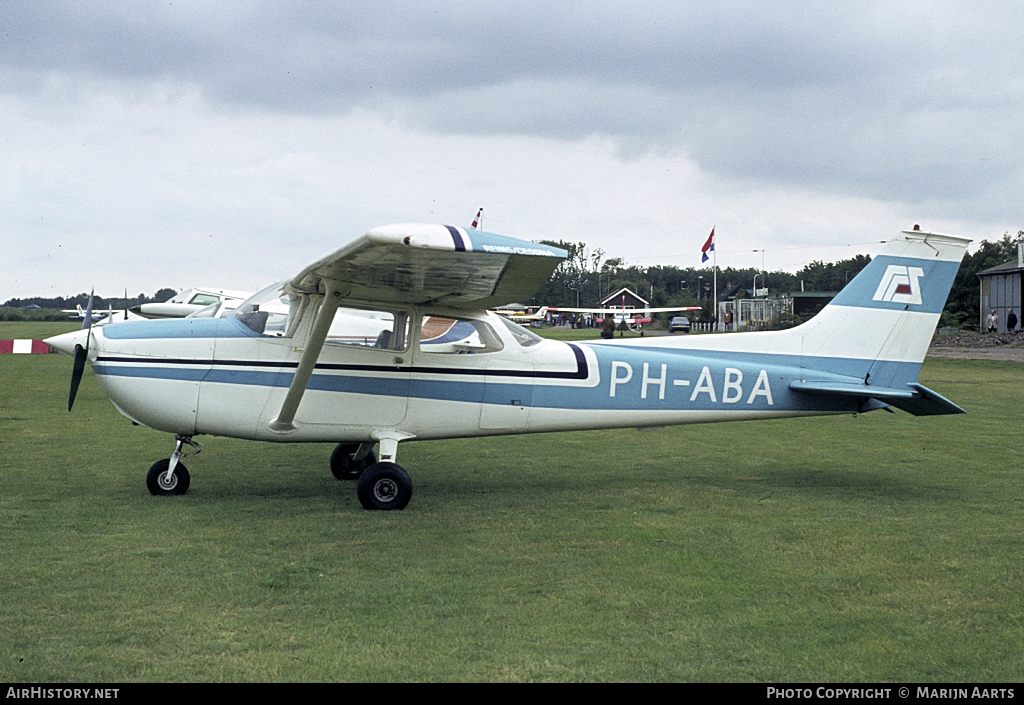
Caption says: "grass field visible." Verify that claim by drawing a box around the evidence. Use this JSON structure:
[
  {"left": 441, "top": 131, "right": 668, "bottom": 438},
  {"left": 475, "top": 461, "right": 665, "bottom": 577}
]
[{"left": 1, "top": 321, "right": 1022, "bottom": 682}]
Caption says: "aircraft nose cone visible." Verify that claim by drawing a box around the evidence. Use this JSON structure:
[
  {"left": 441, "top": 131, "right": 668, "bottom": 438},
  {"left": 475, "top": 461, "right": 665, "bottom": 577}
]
[{"left": 44, "top": 329, "right": 91, "bottom": 356}]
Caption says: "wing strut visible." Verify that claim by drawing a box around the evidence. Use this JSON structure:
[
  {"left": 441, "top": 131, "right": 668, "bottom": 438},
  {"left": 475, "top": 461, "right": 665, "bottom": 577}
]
[{"left": 268, "top": 281, "right": 344, "bottom": 434}]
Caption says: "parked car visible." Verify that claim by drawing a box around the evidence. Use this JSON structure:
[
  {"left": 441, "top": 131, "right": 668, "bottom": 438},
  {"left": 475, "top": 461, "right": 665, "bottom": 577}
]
[{"left": 669, "top": 316, "right": 691, "bottom": 333}]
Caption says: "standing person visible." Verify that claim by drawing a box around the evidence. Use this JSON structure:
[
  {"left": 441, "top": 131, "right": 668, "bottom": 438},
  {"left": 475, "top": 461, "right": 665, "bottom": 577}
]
[
  {"left": 601, "top": 316, "right": 615, "bottom": 339},
  {"left": 987, "top": 309, "right": 998, "bottom": 332},
  {"left": 1008, "top": 309, "right": 1018, "bottom": 331}
]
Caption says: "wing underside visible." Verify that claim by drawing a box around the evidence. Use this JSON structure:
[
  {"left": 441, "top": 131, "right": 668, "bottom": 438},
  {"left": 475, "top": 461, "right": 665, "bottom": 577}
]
[{"left": 289, "top": 224, "right": 566, "bottom": 310}]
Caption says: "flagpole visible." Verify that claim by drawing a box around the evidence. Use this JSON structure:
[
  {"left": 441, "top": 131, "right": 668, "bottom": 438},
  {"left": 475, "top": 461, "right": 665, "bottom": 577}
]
[
  {"left": 700, "top": 226, "right": 717, "bottom": 331},
  {"left": 713, "top": 238, "right": 718, "bottom": 332}
]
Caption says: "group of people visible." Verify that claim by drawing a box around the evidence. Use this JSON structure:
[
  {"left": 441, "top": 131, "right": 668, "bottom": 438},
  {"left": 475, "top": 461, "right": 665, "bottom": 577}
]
[{"left": 986, "top": 309, "right": 1018, "bottom": 333}]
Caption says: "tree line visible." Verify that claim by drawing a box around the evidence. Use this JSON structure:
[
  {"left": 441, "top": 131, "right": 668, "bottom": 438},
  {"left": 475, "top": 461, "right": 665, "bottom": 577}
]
[{"left": 0, "top": 289, "right": 178, "bottom": 321}]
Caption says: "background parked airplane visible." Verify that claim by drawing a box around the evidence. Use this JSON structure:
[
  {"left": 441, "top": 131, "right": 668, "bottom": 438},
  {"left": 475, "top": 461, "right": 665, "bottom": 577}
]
[
  {"left": 492, "top": 305, "right": 549, "bottom": 325},
  {"left": 130, "top": 287, "right": 252, "bottom": 319}
]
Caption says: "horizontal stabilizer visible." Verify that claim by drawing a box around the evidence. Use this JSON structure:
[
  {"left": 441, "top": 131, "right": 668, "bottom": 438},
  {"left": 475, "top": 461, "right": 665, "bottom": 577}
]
[
  {"left": 789, "top": 380, "right": 965, "bottom": 416},
  {"left": 899, "top": 383, "right": 966, "bottom": 416}
]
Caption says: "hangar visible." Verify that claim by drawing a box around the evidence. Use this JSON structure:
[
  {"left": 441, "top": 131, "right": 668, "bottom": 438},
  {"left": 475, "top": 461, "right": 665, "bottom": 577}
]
[{"left": 977, "top": 244, "right": 1024, "bottom": 332}]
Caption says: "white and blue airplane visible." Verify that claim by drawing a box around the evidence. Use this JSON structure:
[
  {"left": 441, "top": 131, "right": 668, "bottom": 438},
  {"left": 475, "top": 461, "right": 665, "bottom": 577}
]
[
  {"left": 130, "top": 287, "right": 252, "bottom": 319},
  {"left": 46, "top": 223, "right": 968, "bottom": 510}
]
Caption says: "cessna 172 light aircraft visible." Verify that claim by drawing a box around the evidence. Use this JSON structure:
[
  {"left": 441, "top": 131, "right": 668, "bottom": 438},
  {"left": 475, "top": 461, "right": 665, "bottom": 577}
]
[
  {"left": 47, "top": 223, "right": 968, "bottom": 510},
  {"left": 130, "top": 287, "right": 252, "bottom": 319}
]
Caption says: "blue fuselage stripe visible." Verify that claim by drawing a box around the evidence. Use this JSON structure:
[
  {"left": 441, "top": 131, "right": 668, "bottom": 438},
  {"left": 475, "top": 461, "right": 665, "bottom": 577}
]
[{"left": 94, "top": 341, "right": 890, "bottom": 414}]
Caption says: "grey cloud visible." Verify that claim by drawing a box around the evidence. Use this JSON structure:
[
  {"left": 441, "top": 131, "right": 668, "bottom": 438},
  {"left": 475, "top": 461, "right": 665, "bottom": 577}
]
[{"left": 4, "top": 1, "right": 1023, "bottom": 221}]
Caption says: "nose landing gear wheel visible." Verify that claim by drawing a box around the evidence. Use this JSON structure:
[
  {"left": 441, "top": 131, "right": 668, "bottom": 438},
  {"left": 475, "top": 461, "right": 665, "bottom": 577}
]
[
  {"left": 146, "top": 459, "right": 191, "bottom": 496},
  {"left": 330, "top": 443, "right": 377, "bottom": 480},
  {"left": 356, "top": 462, "right": 412, "bottom": 510}
]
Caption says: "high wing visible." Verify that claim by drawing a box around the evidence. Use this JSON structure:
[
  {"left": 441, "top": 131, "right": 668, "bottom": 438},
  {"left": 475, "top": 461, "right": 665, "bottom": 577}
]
[
  {"left": 288, "top": 224, "right": 566, "bottom": 309},
  {"left": 269, "top": 224, "right": 567, "bottom": 432}
]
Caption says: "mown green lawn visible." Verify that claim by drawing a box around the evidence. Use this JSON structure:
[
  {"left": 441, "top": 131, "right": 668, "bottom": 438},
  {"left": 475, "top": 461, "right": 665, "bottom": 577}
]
[{"left": 1, "top": 322, "right": 1021, "bottom": 681}]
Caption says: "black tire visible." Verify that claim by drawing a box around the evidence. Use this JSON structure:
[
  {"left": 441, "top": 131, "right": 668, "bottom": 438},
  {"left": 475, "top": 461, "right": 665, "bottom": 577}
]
[
  {"left": 356, "top": 462, "right": 413, "bottom": 510},
  {"left": 146, "top": 459, "right": 190, "bottom": 496},
  {"left": 330, "top": 443, "right": 376, "bottom": 480}
]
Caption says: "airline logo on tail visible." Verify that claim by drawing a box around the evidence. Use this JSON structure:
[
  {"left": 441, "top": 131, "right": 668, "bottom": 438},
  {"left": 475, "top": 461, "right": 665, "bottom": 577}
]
[{"left": 873, "top": 265, "right": 925, "bottom": 305}]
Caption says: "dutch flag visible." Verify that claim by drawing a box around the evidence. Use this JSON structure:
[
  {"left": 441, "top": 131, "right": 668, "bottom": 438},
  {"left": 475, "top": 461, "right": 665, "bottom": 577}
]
[{"left": 701, "top": 227, "right": 715, "bottom": 263}]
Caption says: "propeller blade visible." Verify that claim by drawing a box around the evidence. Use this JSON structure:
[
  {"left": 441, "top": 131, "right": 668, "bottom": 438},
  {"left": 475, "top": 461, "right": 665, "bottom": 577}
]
[
  {"left": 81, "top": 289, "right": 94, "bottom": 330},
  {"left": 69, "top": 289, "right": 95, "bottom": 411},
  {"left": 68, "top": 344, "right": 86, "bottom": 411}
]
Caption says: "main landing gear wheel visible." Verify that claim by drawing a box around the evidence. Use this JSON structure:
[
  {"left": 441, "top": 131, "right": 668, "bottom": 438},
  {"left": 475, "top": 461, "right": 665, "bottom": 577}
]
[
  {"left": 356, "top": 462, "right": 413, "bottom": 510},
  {"left": 146, "top": 459, "right": 191, "bottom": 496},
  {"left": 330, "top": 443, "right": 376, "bottom": 480}
]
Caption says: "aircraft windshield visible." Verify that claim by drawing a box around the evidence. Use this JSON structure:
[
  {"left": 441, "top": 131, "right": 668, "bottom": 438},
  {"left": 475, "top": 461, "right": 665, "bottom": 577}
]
[{"left": 231, "top": 282, "right": 295, "bottom": 336}]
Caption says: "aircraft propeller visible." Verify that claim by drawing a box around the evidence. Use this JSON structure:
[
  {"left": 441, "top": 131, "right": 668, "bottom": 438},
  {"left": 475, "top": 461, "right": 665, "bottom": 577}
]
[{"left": 67, "top": 289, "right": 95, "bottom": 412}]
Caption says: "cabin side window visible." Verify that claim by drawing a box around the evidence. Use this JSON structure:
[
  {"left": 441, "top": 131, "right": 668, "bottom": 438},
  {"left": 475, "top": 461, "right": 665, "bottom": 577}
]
[
  {"left": 325, "top": 306, "right": 410, "bottom": 351},
  {"left": 418, "top": 316, "right": 503, "bottom": 354},
  {"left": 187, "top": 293, "right": 222, "bottom": 307}
]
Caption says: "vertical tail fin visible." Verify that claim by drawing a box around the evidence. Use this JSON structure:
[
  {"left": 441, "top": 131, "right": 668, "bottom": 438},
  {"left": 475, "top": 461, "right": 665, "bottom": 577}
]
[{"left": 793, "top": 229, "right": 969, "bottom": 385}]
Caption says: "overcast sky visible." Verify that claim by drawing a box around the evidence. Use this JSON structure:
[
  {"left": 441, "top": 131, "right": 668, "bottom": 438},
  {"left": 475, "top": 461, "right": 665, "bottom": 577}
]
[{"left": 3, "top": 1, "right": 1022, "bottom": 301}]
